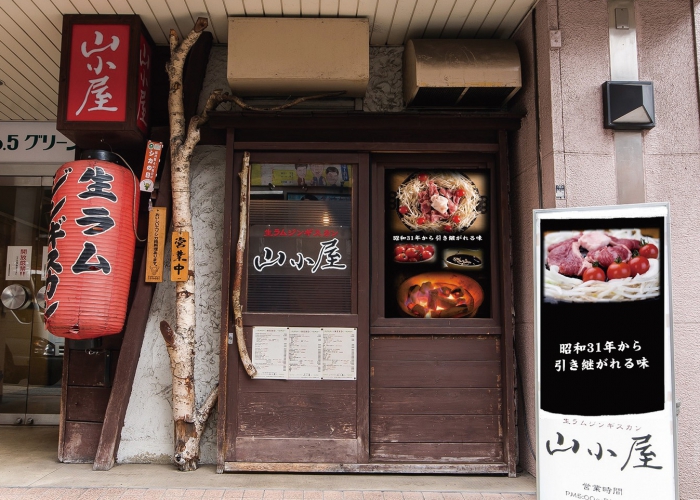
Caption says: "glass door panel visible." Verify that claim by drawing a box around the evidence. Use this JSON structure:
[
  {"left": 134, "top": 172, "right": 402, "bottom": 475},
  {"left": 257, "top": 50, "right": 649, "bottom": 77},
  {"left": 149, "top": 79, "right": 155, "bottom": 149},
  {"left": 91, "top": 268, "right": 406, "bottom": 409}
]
[
  {"left": 0, "top": 179, "right": 60, "bottom": 425},
  {"left": 246, "top": 162, "right": 354, "bottom": 314}
]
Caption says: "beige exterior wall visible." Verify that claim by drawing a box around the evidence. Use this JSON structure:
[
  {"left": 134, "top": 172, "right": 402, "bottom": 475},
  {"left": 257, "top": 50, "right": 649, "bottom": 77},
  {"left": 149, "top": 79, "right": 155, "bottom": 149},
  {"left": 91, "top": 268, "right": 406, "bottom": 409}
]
[
  {"left": 511, "top": 1, "right": 700, "bottom": 497},
  {"left": 639, "top": 2, "right": 700, "bottom": 498}
]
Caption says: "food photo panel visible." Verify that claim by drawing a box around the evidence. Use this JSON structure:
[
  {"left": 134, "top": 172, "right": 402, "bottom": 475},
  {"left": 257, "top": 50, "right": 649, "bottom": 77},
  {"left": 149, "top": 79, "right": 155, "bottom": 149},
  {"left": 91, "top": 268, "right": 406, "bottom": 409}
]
[
  {"left": 385, "top": 168, "right": 491, "bottom": 319},
  {"left": 544, "top": 227, "right": 660, "bottom": 303},
  {"left": 538, "top": 216, "right": 666, "bottom": 416}
]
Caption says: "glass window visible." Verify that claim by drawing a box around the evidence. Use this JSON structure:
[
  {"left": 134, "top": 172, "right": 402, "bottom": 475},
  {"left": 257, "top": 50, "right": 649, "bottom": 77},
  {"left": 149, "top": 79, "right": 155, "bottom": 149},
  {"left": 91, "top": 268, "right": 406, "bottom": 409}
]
[{"left": 246, "top": 163, "right": 354, "bottom": 314}]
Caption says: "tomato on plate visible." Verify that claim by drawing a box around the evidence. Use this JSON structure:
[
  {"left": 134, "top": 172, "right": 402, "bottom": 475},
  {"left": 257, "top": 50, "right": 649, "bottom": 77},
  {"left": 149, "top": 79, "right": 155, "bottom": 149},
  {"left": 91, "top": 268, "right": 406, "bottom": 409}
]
[
  {"left": 639, "top": 241, "right": 659, "bottom": 259},
  {"left": 398, "top": 205, "right": 409, "bottom": 215},
  {"left": 452, "top": 215, "right": 461, "bottom": 224},
  {"left": 443, "top": 224, "right": 452, "bottom": 232},
  {"left": 418, "top": 173, "right": 429, "bottom": 182},
  {"left": 394, "top": 243, "right": 435, "bottom": 262},
  {"left": 455, "top": 188, "right": 466, "bottom": 197},
  {"left": 416, "top": 216, "right": 426, "bottom": 225},
  {"left": 583, "top": 266, "right": 606, "bottom": 282},
  {"left": 607, "top": 260, "right": 631, "bottom": 280},
  {"left": 629, "top": 255, "right": 650, "bottom": 277}
]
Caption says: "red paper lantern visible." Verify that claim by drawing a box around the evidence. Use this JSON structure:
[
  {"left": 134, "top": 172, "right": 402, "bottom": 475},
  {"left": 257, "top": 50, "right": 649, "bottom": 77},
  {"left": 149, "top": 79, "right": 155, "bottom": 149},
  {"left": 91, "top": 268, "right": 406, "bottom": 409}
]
[{"left": 45, "top": 151, "right": 140, "bottom": 339}]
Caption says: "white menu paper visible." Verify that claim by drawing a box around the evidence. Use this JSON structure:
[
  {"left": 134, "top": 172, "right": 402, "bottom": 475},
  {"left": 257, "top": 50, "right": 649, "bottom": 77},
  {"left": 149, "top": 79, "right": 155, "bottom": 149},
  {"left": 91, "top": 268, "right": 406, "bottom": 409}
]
[
  {"left": 251, "top": 327, "right": 357, "bottom": 380},
  {"left": 288, "top": 328, "right": 323, "bottom": 379},
  {"left": 251, "top": 327, "right": 288, "bottom": 379},
  {"left": 322, "top": 328, "right": 357, "bottom": 380}
]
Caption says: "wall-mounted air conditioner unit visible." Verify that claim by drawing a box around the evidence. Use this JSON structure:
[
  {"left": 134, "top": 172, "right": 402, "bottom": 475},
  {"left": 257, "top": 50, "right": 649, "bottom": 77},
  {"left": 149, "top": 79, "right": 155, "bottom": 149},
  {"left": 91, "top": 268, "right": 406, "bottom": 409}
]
[
  {"left": 227, "top": 18, "right": 369, "bottom": 98},
  {"left": 403, "top": 39, "right": 522, "bottom": 108}
]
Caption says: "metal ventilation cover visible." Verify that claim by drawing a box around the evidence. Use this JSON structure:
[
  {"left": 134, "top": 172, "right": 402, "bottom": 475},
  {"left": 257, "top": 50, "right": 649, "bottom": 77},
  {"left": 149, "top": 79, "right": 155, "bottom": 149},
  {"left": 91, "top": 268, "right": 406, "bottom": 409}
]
[{"left": 403, "top": 39, "right": 522, "bottom": 108}]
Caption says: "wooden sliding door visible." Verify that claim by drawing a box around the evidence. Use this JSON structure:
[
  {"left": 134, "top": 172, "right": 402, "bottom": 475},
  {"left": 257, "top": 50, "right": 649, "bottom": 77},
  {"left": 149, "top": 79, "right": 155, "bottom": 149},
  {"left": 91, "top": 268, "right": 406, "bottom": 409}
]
[{"left": 221, "top": 151, "right": 370, "bottom": 471}]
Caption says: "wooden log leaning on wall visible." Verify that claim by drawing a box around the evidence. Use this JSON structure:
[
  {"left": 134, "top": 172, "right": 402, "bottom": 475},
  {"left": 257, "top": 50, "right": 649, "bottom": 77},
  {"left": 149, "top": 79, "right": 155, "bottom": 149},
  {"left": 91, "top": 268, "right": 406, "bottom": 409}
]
[
  {"left": 92, "top": 31, "right": 214, "bottom": 471},
  {"left": 91, "top": 139, "right": 172, "bottom": 470}
]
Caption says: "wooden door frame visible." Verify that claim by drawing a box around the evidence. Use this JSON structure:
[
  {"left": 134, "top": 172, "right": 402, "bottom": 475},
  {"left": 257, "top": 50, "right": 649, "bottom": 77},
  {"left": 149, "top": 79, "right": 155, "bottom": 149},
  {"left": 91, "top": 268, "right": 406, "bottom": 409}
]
[
  {"left": 215, "top": 112, "right": 517, "bottom": 475},
  {"left": 225, "top": 149, "right": 369, "bottom": 469}
]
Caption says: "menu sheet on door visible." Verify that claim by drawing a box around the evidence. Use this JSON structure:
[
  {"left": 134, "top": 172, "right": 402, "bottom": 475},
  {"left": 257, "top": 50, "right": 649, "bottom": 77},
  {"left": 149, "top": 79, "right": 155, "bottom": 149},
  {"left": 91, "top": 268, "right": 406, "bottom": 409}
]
[{"left": 252, "top": 327, "right": 356, "bottom": 380}]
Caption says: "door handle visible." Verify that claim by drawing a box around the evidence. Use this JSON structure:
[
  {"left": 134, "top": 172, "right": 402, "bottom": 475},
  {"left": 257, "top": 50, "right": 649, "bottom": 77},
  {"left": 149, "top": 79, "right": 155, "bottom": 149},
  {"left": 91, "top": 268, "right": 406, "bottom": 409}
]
[{"left": 1, "top": 284, "right": 31, "bottom": 310}]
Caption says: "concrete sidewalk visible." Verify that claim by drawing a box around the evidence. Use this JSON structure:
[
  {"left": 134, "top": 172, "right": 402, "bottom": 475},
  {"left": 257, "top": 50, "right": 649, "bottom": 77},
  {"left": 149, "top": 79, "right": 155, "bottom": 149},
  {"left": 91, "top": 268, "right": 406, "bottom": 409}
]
[{"left": 0, "top": 427, "right": 536, "bottom": 500}]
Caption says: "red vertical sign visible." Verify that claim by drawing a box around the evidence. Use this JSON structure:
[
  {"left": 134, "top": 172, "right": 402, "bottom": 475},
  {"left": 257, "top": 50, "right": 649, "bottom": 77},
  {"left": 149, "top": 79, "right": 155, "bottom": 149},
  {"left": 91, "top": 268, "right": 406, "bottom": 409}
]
[
  {"left": 136, "top": 34, "right": 151, "bottom": 133},
  {"left": 66, "top": 24, "right": 130, "bottom": 122}
]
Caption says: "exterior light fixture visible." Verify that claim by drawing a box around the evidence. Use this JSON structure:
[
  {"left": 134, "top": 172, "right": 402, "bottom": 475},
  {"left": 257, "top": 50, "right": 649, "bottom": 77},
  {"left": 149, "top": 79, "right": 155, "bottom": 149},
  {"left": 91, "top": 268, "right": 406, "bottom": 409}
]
[{"left": 603, "top": 81, "right": 655, "bottom": 130}]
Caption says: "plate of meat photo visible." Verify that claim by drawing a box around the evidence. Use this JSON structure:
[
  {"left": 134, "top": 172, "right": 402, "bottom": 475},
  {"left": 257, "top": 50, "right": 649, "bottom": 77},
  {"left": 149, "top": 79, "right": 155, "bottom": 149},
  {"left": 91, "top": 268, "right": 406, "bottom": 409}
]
[
  {"left": 544, "top": 228, "right": 660, "bottom": 302},
  {"left": 395, "top": 172, "right": 480, "bottom": 233}
]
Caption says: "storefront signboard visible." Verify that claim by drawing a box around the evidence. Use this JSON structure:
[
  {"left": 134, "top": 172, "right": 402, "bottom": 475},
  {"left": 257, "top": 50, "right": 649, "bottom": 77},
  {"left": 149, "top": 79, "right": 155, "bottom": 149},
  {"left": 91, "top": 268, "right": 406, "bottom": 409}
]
[
  {"left": 136, "top": 33, "right": 151, "bottom": 134},
  {"left": 0, "top": 122, "right": 75, "bottom": 164},
  {"left": 140, "top": 141, "right": 162, "bottom": 192},
  {"left": 170, "top": 231, "right": 189, "bottom": 282},
  {"left": 249, "top": 226, "right": 351, "bottom": 277},
  {"left": 65, "top": 23, "right": 131, "bottom": 123},
  {"left": 534, "top": 203, "right": 677, "bottom": 500},
  {"left": 252, "top": 326, "right": 357, "bottom": 380},
  {"left": 385, "top": 168, "right": 490, "bottom": 319},
  {"left": 57, "top": 15, "right": 154, "bottom": 148}
]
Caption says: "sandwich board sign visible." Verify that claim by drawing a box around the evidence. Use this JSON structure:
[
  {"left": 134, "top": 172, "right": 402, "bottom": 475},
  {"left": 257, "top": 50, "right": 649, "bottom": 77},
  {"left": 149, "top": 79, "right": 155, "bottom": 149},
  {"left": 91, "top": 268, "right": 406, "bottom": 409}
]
[{"left": 534, "top": 203, "right": 678, "bottom": 500}]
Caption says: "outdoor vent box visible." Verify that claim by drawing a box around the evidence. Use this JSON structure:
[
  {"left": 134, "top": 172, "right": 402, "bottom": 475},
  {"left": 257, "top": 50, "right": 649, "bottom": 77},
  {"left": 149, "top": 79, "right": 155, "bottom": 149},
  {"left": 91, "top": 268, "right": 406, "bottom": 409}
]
[
  {"left": 227, "top": 18, "right": 369, "bottom": 98},
  {"left": 403, "top": 39, "right": 522, "bottom": 108}
]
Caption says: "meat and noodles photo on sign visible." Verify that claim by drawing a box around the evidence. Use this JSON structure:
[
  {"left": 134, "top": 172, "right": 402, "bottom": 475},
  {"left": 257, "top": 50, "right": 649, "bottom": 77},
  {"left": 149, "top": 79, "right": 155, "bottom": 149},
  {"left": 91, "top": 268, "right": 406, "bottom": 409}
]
[
  {"left": 534, "top": 203, "right": 678, "bottom": 500},
  {"left": 384, "top": 168, "right": 490, "bottom": 319}
]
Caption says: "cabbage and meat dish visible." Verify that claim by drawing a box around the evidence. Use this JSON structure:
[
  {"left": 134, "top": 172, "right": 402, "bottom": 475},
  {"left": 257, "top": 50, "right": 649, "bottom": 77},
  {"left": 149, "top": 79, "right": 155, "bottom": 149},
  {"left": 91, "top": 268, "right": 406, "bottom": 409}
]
[
  {"left": 544, "top": 229, "right": 660, "bottom": 302},
  {"left": 396, "top": 172, "right": 480, "bottom": 233}
]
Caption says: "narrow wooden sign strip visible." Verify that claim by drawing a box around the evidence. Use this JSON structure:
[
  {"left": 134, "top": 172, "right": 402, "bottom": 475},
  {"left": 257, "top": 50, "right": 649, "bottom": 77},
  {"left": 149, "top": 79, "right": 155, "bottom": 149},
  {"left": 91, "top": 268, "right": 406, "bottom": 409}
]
[
  {"left": 170, "top": 231, "right": 189, "bottom": 282},
  {"left": 145, "top": 207, "right": 166, "bottom": 282}
]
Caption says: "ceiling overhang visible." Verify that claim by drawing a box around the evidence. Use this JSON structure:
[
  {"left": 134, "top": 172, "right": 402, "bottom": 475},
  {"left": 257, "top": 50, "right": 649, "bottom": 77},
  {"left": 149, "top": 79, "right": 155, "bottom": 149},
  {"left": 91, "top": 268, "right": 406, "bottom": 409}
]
[{"left": 0, "top": 0, "right": 538, "bottom": 122}]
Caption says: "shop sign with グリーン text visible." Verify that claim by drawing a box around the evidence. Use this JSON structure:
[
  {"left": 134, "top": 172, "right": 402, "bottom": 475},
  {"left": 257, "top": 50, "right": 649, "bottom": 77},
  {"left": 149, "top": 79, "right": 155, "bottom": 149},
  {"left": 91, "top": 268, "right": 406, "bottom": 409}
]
[{"left": 0, "top": 122, "right": 75, "bottom": 164}]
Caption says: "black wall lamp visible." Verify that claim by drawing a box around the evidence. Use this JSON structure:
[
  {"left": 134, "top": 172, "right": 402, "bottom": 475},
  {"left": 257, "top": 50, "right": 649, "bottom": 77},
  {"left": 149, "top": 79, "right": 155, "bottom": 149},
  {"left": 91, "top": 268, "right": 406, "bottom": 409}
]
[{"left": 603, "top": 81, "right": 655, "bottom": 130}]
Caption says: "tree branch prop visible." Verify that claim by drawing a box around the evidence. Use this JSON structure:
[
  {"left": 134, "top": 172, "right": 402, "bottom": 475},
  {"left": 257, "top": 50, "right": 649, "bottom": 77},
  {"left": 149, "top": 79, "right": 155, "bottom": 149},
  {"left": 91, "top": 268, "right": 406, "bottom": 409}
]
[
  {"left": 164, "top": 17, "right": 218, "bottom": 472},
  {"left": 195, "top": 384, "right": 218, "bottom": 436},
  {"left": 220, "top": 91, "right": 346, "bottom": 112},
  {"left": 233, "top": 152, "right": 256, "bottom": 377}
]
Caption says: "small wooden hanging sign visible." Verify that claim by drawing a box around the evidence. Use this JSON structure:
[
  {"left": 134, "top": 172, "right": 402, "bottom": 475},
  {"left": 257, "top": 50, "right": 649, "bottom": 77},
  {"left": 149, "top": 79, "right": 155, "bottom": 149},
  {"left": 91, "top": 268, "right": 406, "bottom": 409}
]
[
  {"left": 145, "top": 207, "right": 166, "bottom": 282},
  {"left": 170, "top": 231, "right": 189, "bottom": 282}
]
